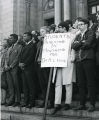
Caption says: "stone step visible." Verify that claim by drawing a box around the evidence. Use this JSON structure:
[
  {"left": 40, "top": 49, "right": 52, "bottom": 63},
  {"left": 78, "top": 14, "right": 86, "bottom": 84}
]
[
  {"left": 1, "top": 102, "right": 99, "bottom": 120},
  {"left": 1, "top": 111, "right": 93, "bottom": 120}
]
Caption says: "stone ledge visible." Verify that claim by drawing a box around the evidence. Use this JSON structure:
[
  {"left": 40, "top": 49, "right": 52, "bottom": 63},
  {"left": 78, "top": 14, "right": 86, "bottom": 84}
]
[
  {"left": 1, "top": 104, "right": 99, "bottom": 119},
  {"left": 2, "top": 112, "right": 93, "bottom": 120}
]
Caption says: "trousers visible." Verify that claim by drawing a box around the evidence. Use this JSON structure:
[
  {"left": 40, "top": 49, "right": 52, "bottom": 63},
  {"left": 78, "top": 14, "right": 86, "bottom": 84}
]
[
  {"left": 55, "top": 83, "right": 72, "bottom": 105},
  {"left": 76, "top": 60, "right": 96, "bottom": 106}
]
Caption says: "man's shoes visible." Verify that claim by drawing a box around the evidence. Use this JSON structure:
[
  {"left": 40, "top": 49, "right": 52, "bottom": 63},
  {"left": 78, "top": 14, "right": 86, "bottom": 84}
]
[
  {"left": 36, "top": 103, "right": 44, "bottom": 108},
  {"left": 12, "top": 102, "right": 20, "bottom": 107},
  {"left": 1, "top": 102, "right": 6, "bottom": 105},
  {"left": 51, "top": 104, "right": 61, "bottom": 115},
  {"left": 5, "top": 101, "right": 14, "bottom": 106},
  {"left": 88, "top": 105, "right": 95, "bottom": 112},
  {"left": 47, "top": 104, "right": 54, "bottom": 109},
  {"left": 73, "top": 105, "right": 86, "bottom": 110},
  {"left": 20, "top": 102, "right": 28, "bottom": 107},
  {"left": 26, "top": 103, "right": 35, "bottom": 108},
  {"left": 63, "top": 104, "right": 70, "bottom": 110}
]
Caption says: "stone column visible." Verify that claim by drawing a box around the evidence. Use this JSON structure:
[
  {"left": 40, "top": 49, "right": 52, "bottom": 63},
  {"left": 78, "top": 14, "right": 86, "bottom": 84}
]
[
  {"left": 25, "top": 0, "right": 32, "bottom": 31},
  {"left": 64, "top": 0, "right": 70, "bottom": 20},
  {"left": 55, "top": 0, "right": 61, "bottom": 25},
  {"left": 78, "top": 0, "right": 88, "bottom": 18}
]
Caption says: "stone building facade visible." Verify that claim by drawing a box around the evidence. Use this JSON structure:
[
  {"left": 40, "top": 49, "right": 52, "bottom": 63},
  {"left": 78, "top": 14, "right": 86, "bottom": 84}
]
[{"left": 0, "top": 0, "right": 99, "bottom": 39}]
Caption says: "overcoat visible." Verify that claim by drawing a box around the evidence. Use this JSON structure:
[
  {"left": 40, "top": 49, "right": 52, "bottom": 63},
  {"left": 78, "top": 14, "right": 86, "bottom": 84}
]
[{"left": 53, "top": 32, "right": 77, "bottom": 86}]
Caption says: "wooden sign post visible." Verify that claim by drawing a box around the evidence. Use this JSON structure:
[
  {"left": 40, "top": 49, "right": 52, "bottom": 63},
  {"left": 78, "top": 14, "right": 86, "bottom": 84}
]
[{"left": 41, "top": 33, "right": 73, "bottom": 120}]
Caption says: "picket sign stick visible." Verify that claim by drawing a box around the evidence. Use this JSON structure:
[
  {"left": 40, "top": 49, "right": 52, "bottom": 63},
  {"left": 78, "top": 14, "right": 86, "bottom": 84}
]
[{"left": 42, "top": 67, "right": 53, "bottom": 120}]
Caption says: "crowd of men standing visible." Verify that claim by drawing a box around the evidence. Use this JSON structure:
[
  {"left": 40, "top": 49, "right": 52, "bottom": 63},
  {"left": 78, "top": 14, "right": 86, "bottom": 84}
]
[{"left": 1, "top": 11, "right": 99, "bottom": 115}]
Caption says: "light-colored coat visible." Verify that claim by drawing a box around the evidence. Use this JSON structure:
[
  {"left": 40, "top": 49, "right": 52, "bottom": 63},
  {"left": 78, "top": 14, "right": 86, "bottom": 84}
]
[{"left": 53, "top": 32, "right": 76, "bottom": 86}]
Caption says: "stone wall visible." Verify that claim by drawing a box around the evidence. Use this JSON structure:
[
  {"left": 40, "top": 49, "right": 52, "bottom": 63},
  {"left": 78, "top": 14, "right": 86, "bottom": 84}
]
[
  {"left": 13, "top": 0, "right": 26, "bottom": 35},
  {"left": 1, "top": 0, "right": 14, "bottom": 38},
  {"left": 0, "top": 0, "right": 38, "bottom": 37},
  {"left": 30, "top": 0, "right": 38, "bottom": 31},
  {"left": 0, "top": 0, "right": 89, "bottom": 37}
]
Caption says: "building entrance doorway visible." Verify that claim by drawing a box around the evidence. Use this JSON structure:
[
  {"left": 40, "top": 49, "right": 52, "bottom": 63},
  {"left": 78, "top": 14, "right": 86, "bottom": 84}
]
[
  {"left": 88, "top": 0, "right": 99, "bottom": 22},
  {"left": 44, "top": 18, "right": 54, "bottom": 26}
]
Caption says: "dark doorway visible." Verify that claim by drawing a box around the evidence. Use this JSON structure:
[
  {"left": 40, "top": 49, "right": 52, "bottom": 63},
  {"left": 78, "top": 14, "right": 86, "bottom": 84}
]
[
  {"left": 44, "top": 18, "right": 54, "bottom": 26},
  {"left": 88, "top": 0, "right": 99, "bottom": 22}
]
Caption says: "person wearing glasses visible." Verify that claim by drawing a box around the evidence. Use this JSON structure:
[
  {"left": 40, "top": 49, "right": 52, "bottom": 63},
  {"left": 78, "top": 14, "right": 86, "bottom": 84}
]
[
  {"left": 72, "top": 18, "right": 96, "bottom": 112},
  {"left": 96, "top": 11, "right": 99, "bottom": 40},
  {"left": 52, "top": 21, "right": 76, "bottom": 114},
  {"left": 95, "top": 11, "right": 99, "bottom": 96}
]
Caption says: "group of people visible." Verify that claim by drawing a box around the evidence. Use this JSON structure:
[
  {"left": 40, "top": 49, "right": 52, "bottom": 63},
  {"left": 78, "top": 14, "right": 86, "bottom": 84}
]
[{"left": 1, "top": 11, "right": 99, "bottom": 114}]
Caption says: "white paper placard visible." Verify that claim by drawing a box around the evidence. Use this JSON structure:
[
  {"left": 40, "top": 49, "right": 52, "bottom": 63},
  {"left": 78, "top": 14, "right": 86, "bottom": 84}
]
[{"left": 41, "top": 33, "right": 73, "bottom": 67}]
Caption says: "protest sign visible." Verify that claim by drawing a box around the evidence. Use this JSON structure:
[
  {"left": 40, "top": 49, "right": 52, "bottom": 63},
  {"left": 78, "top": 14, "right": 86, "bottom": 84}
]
[{"left": 41, "top": 33, "right": 73, "bottom": 67}]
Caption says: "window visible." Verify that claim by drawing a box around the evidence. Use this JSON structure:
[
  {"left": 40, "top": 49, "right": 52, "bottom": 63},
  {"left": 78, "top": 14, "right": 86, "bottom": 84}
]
[
  {"left": 92, "top": 6, "right": 96, "bottom": 14},
  {"left": 91, "top": 5, "right": 99, "bottom": 14},
  {"left": 97, "top": 5, "right": 99, "bottom": 11}
]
